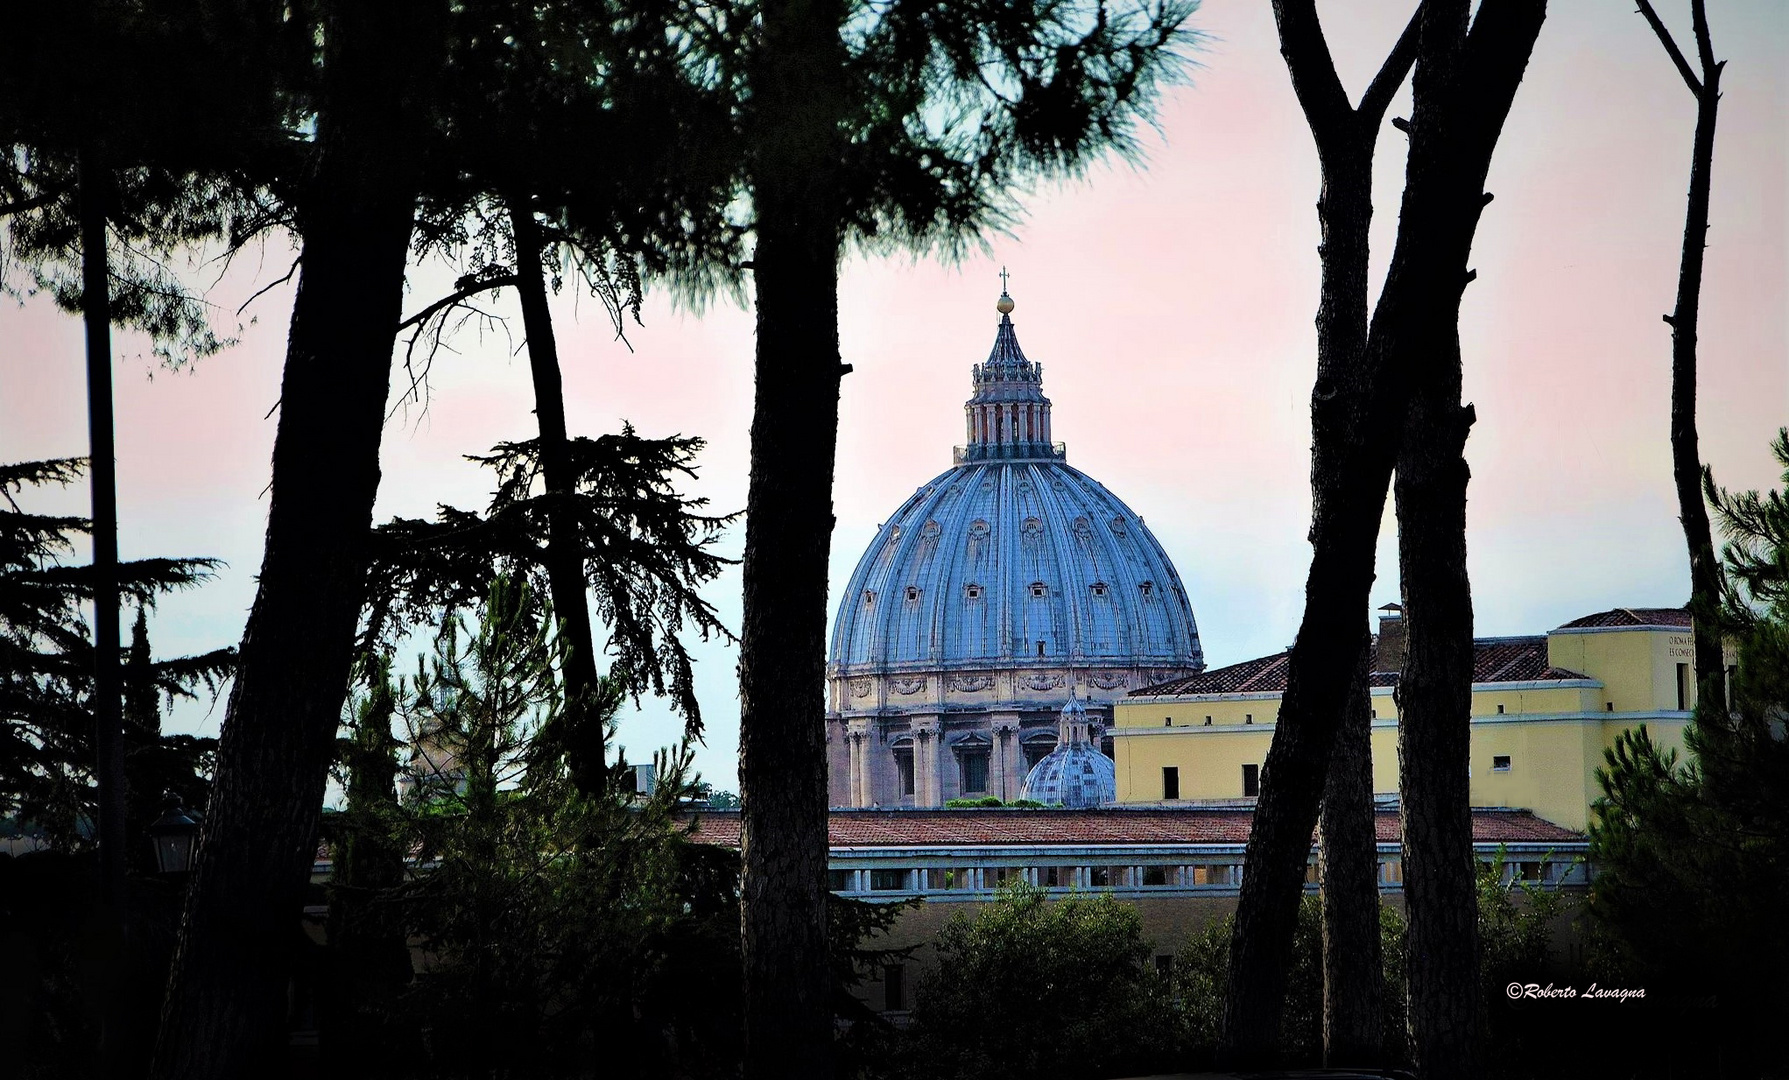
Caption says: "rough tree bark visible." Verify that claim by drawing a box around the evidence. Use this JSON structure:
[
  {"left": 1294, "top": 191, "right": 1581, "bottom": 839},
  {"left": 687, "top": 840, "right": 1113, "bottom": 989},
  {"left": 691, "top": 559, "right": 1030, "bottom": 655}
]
[
  {"left": 737, "top": 1, "right": 849, "bottom": 1077},
  {"left": 1220, "top": 4, "right": 1417, "bottom": 1063},
  {"left": 1637, "top": 0, "right": 1726, "bottom": 715},
  {"left": 509, "top": 197, "right": 609, "bottom": 792},
  {"left": 1319, "top": 635, "right": 1384, "bottom": 1065},
  {"left": 151, "top": 5, "right": 437, "bottom": 1076},
  {"left": 1393, "top": 3, "right": 1547, "bottom": 1077},
  {"left": 1223, "top": 3, "right": 1548, "bottom": 1070}
]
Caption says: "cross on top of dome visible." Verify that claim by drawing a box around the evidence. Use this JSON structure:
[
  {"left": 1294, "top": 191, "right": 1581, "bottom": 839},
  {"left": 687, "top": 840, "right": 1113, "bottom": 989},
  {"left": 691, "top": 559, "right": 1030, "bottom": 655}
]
[{"left": 963, "top": 271, "right": 1061, "bottom": 463}]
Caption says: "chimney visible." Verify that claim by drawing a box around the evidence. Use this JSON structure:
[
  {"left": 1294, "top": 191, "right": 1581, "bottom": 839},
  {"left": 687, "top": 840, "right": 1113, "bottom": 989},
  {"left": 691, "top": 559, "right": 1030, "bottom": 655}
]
[{"left": 1375, "top": 603, "right": 1406, "bottom": 674}]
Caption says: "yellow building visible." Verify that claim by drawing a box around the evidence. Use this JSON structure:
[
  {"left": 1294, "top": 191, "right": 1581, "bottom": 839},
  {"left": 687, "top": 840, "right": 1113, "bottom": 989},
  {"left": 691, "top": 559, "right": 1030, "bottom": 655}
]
[{"left": 1111, "top": 607, "right": 1706, "bottom": 830}]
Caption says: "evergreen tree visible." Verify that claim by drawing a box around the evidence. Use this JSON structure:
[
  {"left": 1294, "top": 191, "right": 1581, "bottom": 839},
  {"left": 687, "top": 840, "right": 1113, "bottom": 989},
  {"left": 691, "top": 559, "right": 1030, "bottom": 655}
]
[
  {"left": 0, "top": 459, "right": 232, "bottom": 854},
  {"left": 1589, "top": 429, "right": 1789, "bottom": 1078}
]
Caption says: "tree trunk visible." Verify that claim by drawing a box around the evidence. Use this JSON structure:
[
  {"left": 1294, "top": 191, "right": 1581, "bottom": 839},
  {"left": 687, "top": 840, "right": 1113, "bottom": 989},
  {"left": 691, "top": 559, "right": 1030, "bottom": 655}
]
[
  {"left": 1390, "top": 5, "right": 1547, "bottom": 1076},
  {"left": 1320, "top": 635, "right": 1384, "bottom": 1066},
  {"left": 509, "top": 197, "right": 607, "bottom": 793},
  {"left": 1222, "top": 4, "right": 1416, "bottom": 1061},
  {"left": 738, "top": 4, "right": 848, "bottom": 1075},
  {"left": 79, "top": 141, "right": 130, "bottom": 1080},
  {"left": 1638, "top": 0, "right": 1726, "bottom": 714},
  {"left": 79, "top": 145, "right": 125, "bottom": 908},
  {"left": 1396, "top": 371, "right": 1481, "bottom": 1079},
  {"left": 1226, "top": 4, "right": 1547, "bottom": 1069},
  {"left": 152, "top": 5, "right": 431, "bottom": 1075}
]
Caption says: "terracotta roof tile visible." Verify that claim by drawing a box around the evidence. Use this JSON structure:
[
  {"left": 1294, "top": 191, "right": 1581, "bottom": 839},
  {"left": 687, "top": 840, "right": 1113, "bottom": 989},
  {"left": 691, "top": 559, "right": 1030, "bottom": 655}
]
[
  {"left": 1557, "top": 607, "right": 1691, "bottom": 629},
  {"left": 679, "top": 807, "right": 1581, "bottom": 848},
  {"left": 1134, "top": 636, "right": 1589, "bottom": 697}
]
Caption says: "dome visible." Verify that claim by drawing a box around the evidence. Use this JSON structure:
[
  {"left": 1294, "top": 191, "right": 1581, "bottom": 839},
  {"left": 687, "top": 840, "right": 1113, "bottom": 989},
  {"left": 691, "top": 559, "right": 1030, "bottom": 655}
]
[
  {"left": 828, "top": 301, "right": 1202, "bottom": 678},
  {"left": 825, "top": 280, "right": 1204, "bottom": 809},
  {"left": 1020, "top": 694, "right": 1116, "bottom": 807}
]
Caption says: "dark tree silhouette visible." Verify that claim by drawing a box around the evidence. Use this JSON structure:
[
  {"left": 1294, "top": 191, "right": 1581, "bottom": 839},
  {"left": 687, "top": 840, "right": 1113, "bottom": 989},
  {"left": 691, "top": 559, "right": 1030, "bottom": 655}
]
[
  {"left": 1636, "top": 0, "right": 1728, "bottom": 715},
  {"left": 152, "top": 4, "right": 449, "bottom": 1075},
  {"left": 1222, "top": 4, "right": 1548, "bottom": 1074},
  {"left": 1391, "top": 4, "right": 1547, "bottom": 1076},
  {"left": 1223, "top": 4, "right": 1419, "bottom": 1065},
  {"left": 725, "top": 4, "right": 1195, "bottom": 1074},
  {"left": 0, "top": 458, "right": 232, "bottom": 855}
]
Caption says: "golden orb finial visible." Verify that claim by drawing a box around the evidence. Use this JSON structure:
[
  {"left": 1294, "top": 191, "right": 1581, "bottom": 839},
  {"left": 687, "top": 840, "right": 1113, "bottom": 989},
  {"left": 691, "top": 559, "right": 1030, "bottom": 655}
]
[{"left": 996, "top": 266, "right": 1014, "bottom": 314}]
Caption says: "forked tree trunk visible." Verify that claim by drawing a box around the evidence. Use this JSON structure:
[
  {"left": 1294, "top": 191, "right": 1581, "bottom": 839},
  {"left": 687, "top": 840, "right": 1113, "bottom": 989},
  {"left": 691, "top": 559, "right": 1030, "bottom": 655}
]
[
  {"left": 1226, "top": 3, "right": 1547, "bottom": 1072},
  {"left": 1319, "top": 635, "right": 1384, "bottom": 1065},
  {"left": 152, "top": 5, "right": 433, "bottom": 1076},
  {"left": 509, "top": 197, "right": 608, "bottom": 792},
  {"left": 1637, "top": 0, "right": 1726, "bottom": 714},
  {"left": 1222, "top": 4, "right": 1416, "bottom": 1063},
  {"left": 738, "top": 3, "right": 848, "bottom": 1076}
]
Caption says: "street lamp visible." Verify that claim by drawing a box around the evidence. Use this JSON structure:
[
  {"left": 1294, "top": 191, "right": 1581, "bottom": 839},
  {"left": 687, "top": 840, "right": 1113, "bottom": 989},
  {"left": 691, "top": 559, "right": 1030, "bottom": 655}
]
[{"left": 148, "top": 794, "right": 201, "bottom": 875}]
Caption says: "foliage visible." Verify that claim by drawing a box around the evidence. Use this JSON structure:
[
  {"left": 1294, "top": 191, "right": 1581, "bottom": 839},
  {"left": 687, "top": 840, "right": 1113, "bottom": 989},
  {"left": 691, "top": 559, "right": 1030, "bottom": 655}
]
[
  {"left": 361, "top": 428, "right": 735, "bottom": 743},
  {"left": 0, "top": 1, "right": 304, "bottom": 365},
  {"left": 903, "top": 882, "right": 1178, "bottom": 1080},
  {"left": 1588, "top": 432, "right": 1789, "bottom": 1077},
  {"left": 0, "top": 459, "right": 232, "bottom": 850},
  {"left": 327, "top": 579, "right": 908, "bottom": 1077}
]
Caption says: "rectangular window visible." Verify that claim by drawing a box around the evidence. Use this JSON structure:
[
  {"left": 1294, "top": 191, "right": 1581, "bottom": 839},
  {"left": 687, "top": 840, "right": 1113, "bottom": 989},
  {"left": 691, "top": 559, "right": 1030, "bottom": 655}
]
[
  {"left": 828, "top": 869, "right": 853, "bottom": 892},
  {"left": 1244, "top": 713, "right": 1253, "bottom": 724},
  {"left": 870, "top": 868, "right": 910, "bottom": 891},
  {"left": 1193, "top": 864, "right": 1236, "bottom": 887},
  {"left": 1379, "top": 858, "right": 1404, "bottom": 885},
  {"left": 1606, "top": 701, "right": 1615, "bottom": 712},
  {"left": 1497, "top": 703, "right": 1505, "bottom": 714},
  {"left": 1677, "top": 663, "right": 1690, "bottom": 711},
  {"left": 1516, "top": 861, "right": 1546, "bottom": 883},
  {"left": 897, "top": 752, "right": 915, "bottom": 797},
  {"left": 1162, "top": 766, "right": 1180, "bottom": 801},
  {"left": 1089, "top": 866, "right": 1111, "bottom": 887},
  {"left": 883, "top": 964, "right": 906, "bottom": 1011},
  {"left": 961, "top": 753, "right": 988, "bottom": 794},
  {"left": 1242, "top": 763, "right": 1260, "bottom": 797},
  {"left": 1492, "top": 755, "right": 1512, "bottom": 772},
  {"left": 1163, "top": 716, "right": 1172, "bottom": 727},
  {"left": 1143, "top": 865, "right": 1168, "bottom": 887},
  {"left": 1036, "top": 640, "right": 1046, "bottom": 656},
  {"left": 1304, "top": 862, "right": 1319, "bottom": 884}
]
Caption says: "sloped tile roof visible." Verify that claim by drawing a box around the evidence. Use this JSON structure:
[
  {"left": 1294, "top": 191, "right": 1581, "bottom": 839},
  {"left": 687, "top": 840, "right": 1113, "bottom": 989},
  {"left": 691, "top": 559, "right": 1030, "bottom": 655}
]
[
  {"left": 1557, "top": 607, "right": 1691, "bottom": 629},
  {"left": 679, "top": 807, "right": 1581, "bottom": 848},
  {"left": 1471, "top": 636, "right": 1590, "bottom": 682},
  {"left": 1133, "top": 635, "right": 1592, "bottom": 697}
]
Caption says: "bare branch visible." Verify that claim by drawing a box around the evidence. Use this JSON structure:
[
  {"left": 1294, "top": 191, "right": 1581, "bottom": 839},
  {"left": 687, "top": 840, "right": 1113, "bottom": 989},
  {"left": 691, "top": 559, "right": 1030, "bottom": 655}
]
[
  {"left": 1635, "top": 0, "right": 1704, "bottom": 96},
  {"left": 235, "top": 254, "right": 301, "bottom": 316},
  {"left": 1689, "top": 0, "right": 1717, "bottom": 82},
  {"left": 1356, "top": 4, "right": 1424, "bottom": 128},
  {"left": 1271, "top": 0, "right": 1354, "bottom": 144},
  {"left": 396, "top": 272, "right": 519, "bottom": 334}
]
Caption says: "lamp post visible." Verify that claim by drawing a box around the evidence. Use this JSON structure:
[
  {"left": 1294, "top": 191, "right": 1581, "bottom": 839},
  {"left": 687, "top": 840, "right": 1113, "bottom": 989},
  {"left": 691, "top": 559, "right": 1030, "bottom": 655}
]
[{"left": 148, "top": 795, "right": 200, "bottom": 875}]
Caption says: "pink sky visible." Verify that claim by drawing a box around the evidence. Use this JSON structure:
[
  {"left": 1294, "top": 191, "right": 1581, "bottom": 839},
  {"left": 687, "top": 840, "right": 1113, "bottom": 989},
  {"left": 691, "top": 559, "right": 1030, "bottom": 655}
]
[{"left": 3, "top": 0, "right": 1784, "bottom": 793}]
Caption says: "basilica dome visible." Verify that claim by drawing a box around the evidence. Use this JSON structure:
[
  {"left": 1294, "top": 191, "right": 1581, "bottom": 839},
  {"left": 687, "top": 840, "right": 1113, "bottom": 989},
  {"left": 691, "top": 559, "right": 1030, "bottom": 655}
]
[{"left": 825, "top": 285, "right": 1204, "bottom": 809}]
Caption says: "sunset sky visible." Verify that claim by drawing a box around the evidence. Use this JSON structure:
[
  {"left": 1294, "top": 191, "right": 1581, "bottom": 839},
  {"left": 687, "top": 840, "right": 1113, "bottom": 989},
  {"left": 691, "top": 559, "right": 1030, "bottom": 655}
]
[{"left": 4, "top": 0, "right": 1784, "bottom": 794}]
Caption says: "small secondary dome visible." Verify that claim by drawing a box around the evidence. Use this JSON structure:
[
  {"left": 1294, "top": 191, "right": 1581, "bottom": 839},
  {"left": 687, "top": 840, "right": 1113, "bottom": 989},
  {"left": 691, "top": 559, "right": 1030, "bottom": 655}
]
[{"left": 1021, "top": 693, "right": 1116, "bottom": 807}]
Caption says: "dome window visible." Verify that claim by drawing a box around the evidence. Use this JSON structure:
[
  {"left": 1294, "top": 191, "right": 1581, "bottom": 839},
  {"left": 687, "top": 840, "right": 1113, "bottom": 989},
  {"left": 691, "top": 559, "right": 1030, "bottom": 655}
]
[
  {"left": 904, "top": 586, "right": 922, "bottom": 603},
  {"left": 964, "top": 583, "right": 984, "bottom": 600},
  {"left": 1090, "top": 582, "right": 1109, "bottom": 597},
  {"left": 1029, "top": 582, "right": 1048, "bottom": 599},
  {"left": 1139, "top": 580, "right": 1154, "bottom": 596},
  {"left": 863, "top": 590, "right": 876, "bottom": 607}
]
